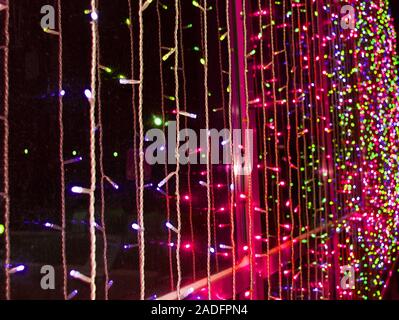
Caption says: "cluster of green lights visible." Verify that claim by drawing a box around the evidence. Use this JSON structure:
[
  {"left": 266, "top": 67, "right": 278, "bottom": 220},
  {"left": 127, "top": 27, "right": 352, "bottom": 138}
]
[{"left": 329, "top": 0, "right": 399, "bottom": 300}]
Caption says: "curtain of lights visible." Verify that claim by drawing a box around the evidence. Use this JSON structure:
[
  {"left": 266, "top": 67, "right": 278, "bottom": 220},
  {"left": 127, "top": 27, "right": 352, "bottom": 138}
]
[{"left": 1, "top": 0, "right": 399, "bottom": 300}]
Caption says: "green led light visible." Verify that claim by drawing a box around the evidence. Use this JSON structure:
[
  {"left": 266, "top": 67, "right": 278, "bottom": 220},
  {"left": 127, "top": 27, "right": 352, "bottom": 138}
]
[{"left": 153, "top": 116, "right": 163, "bottom": 126}]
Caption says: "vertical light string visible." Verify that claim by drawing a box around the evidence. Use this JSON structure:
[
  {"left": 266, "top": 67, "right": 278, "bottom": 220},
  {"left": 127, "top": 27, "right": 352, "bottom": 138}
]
[
  {"left": 96, "top": 0, "right": 109, "bottom": 300},
  {"left": 210, "top": 157, "right": 218, "bottom": 272},
  {"left": 178, "top": 0, "right": 196, "bottom": 282},
  {"left": 315, "top": 0, "right": 331, "bottom": 299},
  {"left": 295, "top": 2, "right": 311, "bottom": 299},
  {"left": 257, "top": 0, "right": 270, "bottom": 299},
  {"left": 215, "top": 0, "right": 231, "bottom": 276},
  {"left": 290, "top": 1, "right": 303, "bottom": 299},
  {"left": 215, "top": 0, "right": 227, "bottom": 132},
  {"left": 202, "top": 0, "right": 212, "bottom": 300},
  {"left": 173, "top": 0, "right": 182, "bottom": 300},
  {"left": 138, "top": 0, "right": 146, "bottom": 300},
  {"left": 282, "top": 0, "right": 295, "bottom": 300},
  {"left": 303, "top": 0, "right": 318, "bottom": 298},
  {"left": 268, "top": 0, "right": 282, "bottom": 299},
  {"left": 127, "top": 0, "right": 141, "bottom": 261},
  {"left": 2, "top": 0, "right": 10, "bottom": 301},
  {"left": 242, "top": 0, "right": 254, "bottom": 299},
  {"left": 311, "top": 0, "right": 323, "bottom": 298},
  {"left": 89, "top": 0, "right": 98, "bottom": 300},
  {"left": 198, "top": 1, "right": 219, "bottom": 274},
  {"left": 326, "top": 0, "right": 340, "bottom": 299},
  {"left": 156, "top": 0, "right": 175, "bottom": 290},
  {"left": 309, "top": 0, "right": 323, "bottom": 298},
  {"left": 225, "top": 0, "right": 237, "bottom": 300},
  {"left": 57, "top": 0, "right": 67, "bottom": 300}
]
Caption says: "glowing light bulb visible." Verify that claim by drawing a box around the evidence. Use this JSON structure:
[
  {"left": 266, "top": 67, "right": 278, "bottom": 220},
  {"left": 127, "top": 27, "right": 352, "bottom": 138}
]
[
  {"left": 71, "top": 186, "right": 91, "bottom": 194},
  {"left": 8, "top": 265, "right": 25, "bottom": 274},
  {"left": 67, "top": 290, "right": 78, "bottom": 300},
  {"left": 165, "top": 221, "right": 178, "bottom": 233},
  {"left": 84, "top": 89, "right": 92, "bottom": 99},
  {"left": 192, "top": 1, "right": 200, "bottom": 8},
  {"left": 64, "top": 156, "right": 83, "bottom": 165},
  {"left": 179, "top": 111, "right": 197, "bottom": 119},
  {"left": 91, "top": 11, "right": 98, "bottom": 21},
  {"left": 71, "top": 186, "right": 83, "bottom": 194},
  {"left": 219, "top": 244, "right": 232, "bottom": 250},
  {"left": 131, "top": 223, "right": 141, "bottom": 231},
  {"left": 153, "top": 116, "right": 163, "bottom": 126},
  {"left": 0, "top": 224, "right": 4, "bottom": 235},
  {"left": 107, "top": 280, "right": 114, "bottom": 290},
  {"left": 70, "top": 270, "right": 91, "bottom": 283}
]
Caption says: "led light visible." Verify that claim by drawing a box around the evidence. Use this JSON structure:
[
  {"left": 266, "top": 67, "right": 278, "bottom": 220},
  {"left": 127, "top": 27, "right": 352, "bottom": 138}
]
[
  {"left": 8, "top": 265, "right": 25, "bottom": 274},
  {"left": 131, "top": 223, "right": 141, "bottom": 231},
  {"left": 84, "top": 89, "right": 92, "bottom": 99},
  {"left": 90, "top": 11, "right": 98, "bottom": 21},
  {"left": 165, "top": 221, "right": 178, "bottom": 233},
  {"left": 44, "top": 222, "right": 62, "bottom": 231},
  {"left": 178, "top": 111, "right": 197, "bottom": 119},
  {"left": 107, "top": 280, "right": 114, "bottom": 290},
  {"left": 104, "top": 175, "right": 119, "bottom": 190},
  {"left": 158, "top": 172, "right": 176, "bottom": 188},
  {"left": 199, "top": 181, "right": 207, "bottom": 187},
  {"left": 71, "top": 186, "right": 91, "bottom": 194},
  {"left": 67, "top": 290, "right": 78, "bottom": 300},
  {"left": 119, "top": 79, "right": 140, "bottom": 85},
  {"left": 219, "top": 244, "right": 232, "bottom": 250},
  {"left": 124, "top": 244, "right": 138, "bottom": 250},
  {"left": 64, "top": 156, "right": 83, "bottom": 165},
  {"left": 70, "top": 270, "right": 91, "bottom": 283},
  {"left": 156, "top": 187, "right": 168, "bottom": 196},
  {"left": 162, "top": 47, "right": 176, "bottom": 61},
  {"left": 153, "top": 116, "right": 163, "bottom": 126},
  {"left": 71, "top": 186, "right": 83, "bottom": 194}
]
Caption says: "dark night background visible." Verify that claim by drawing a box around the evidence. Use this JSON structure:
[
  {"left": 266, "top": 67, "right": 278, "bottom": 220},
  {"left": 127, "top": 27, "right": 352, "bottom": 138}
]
[{"left": 0, "top": 0, "right": 398, "bottom": 300}]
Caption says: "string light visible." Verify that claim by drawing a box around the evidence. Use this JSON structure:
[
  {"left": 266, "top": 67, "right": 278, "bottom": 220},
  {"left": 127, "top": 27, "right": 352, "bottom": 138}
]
[{"left": 2, "top": 0, "right": 399, "bottom": 302}]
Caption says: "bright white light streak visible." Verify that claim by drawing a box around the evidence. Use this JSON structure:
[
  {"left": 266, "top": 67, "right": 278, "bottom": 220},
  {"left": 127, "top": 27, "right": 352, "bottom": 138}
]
[
  {"left": 165, "top": 221, "right": 178, "bottom": 233},
  {"left": 70, "top": 270, "right": 91, "bottom": 284},
  {"left": 157, "top": 172, "right": 176, "bottom": 188}
]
